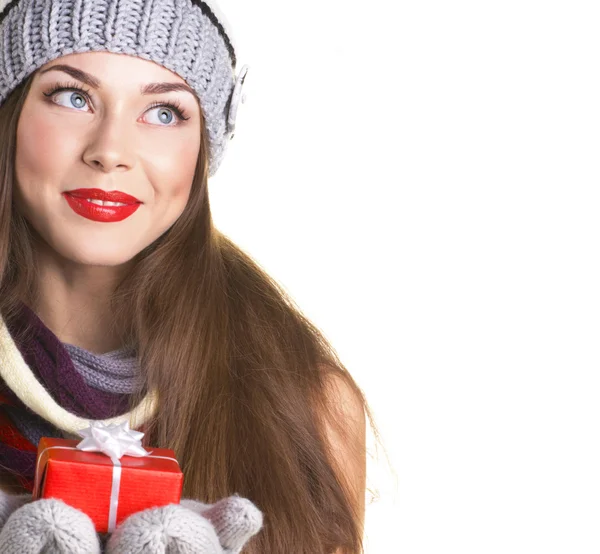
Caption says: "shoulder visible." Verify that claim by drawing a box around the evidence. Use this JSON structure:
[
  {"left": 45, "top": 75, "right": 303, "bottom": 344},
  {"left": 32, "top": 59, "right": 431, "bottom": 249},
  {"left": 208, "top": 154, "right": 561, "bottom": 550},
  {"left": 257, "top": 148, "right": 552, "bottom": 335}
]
[
  {"left": 319, "top": 369, "right": 367, "bottom": 525},
  {"left": 321, "top": 371, "right": 366, "bottom": 434}
]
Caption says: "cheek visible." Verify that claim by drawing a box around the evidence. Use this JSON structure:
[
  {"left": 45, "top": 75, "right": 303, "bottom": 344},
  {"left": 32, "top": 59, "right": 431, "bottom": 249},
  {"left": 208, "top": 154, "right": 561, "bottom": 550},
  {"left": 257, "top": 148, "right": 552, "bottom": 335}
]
[
  {"left": 146, "top": 135, "right": 200, "bottom": 201},
  {"left": 15, "top": 108, "right": 80, "bottom": 195}
]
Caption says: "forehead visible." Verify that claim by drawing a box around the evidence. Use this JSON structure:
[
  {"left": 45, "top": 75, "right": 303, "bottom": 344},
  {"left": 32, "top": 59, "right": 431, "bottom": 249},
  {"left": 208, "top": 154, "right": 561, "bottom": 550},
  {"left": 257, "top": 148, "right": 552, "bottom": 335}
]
[
  {"left": 33, "top": 51, "right": 201, "bottom": 106},
  {"left": 36, "top": 51, "right": 187, "bottom": 86}
]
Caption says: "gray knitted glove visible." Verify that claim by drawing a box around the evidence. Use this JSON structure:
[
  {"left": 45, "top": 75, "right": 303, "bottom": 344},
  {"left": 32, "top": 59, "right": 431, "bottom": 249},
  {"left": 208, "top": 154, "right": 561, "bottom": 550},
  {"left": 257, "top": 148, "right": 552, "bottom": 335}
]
[
  {"left": 0, "top": 491, "right": 30, "bottom": 527},
  {"left": 0, "top": 490, "right": 262, "bottom": 554},
  {"left": 106, "top": 495, "right": 263, "bottom": 554},
  {"left": 0, "top": 492, "right": 101, "bottom": 553}
]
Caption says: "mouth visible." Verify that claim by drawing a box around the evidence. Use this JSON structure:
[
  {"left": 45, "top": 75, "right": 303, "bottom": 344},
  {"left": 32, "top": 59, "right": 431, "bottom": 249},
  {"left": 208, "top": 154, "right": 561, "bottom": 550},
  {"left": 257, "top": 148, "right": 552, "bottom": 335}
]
[
  {"left": 65, "top": 188, "right": 142, "bottom": 205},
  {"left": 63, "top": 188, "right": 142, "bottom": 223}
]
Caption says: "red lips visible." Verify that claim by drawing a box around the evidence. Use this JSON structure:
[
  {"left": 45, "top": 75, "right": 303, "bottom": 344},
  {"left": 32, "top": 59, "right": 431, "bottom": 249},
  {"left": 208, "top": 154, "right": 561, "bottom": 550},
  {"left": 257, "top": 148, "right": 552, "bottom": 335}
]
[
  {"left": 63, "top": 188, "right": 142, "bottom": 223},
  {"left": 66, "top": 188, "right": 141, "bottom": 204}
]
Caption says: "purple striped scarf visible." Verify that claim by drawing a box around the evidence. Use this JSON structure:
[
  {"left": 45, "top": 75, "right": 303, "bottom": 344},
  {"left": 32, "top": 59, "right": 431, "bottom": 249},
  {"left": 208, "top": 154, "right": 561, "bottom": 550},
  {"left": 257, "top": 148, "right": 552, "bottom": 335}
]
[{"left": 0, "top": 302, "right": 139, "bottom": 484}]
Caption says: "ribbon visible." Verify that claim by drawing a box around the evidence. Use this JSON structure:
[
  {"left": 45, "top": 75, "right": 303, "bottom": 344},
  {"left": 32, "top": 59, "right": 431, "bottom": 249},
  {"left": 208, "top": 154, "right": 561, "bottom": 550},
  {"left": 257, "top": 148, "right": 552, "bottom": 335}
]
[
  {"left": 75, "top": 421, "right": 152, "bottom": 532},
  {"left": 76, "top": 420, "right": 148, "bottom": 462},
  {"left": 34, "top": 421, "right": 178, "bottom": 533}
]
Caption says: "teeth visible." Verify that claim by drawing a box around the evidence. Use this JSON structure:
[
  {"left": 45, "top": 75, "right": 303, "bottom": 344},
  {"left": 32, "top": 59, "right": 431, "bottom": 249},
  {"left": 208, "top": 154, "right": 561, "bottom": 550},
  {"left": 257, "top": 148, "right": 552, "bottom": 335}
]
[{"left": 86, "top": 199, "right": 128, "bottom": 207}]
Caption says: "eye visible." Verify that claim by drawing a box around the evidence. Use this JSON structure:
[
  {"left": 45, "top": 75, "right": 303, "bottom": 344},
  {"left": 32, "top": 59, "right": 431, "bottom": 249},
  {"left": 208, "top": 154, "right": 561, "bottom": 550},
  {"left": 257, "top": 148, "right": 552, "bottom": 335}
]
[
  {"left": 146, "top": 107, "right": 175, "bottom": 125},
  {"left": 43, "top": 83, "right": 190, "bottom": 126},
  {"left": 46, "top": 89, "right": 91, "bottom": 112},
  {"left": 144, "top": 101, "right": 190, "bottom": 126},
  {"left": 43, "top": 81, "right": 93, "bottom": 112}
]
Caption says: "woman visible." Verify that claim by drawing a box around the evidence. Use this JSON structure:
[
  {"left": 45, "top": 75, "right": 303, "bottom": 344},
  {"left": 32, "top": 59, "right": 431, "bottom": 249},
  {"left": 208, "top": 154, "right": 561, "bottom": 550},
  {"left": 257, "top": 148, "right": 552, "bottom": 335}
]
[{"left": 0, "top": 0, "right": 373, "bottom": 552}]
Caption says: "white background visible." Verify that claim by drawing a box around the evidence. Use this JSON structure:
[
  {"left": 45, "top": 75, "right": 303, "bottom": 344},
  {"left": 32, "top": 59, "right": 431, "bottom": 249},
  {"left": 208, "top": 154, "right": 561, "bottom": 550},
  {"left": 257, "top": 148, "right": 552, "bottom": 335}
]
[{"left": 210, "top": 1, "right": 599, "bottom": 552}]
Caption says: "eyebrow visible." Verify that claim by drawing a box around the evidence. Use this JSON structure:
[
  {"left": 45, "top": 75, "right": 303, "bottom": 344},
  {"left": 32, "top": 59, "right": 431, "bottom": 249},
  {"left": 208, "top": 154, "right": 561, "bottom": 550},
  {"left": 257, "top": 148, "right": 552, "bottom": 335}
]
[{"left": 38, "top": 64, "right": 200, "bottom": 102}]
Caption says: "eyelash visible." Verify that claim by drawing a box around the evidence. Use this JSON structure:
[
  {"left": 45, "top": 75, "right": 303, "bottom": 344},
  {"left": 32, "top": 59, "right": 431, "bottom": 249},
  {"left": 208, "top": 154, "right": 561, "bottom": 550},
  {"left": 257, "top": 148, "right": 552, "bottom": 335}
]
[{"left": 42, "top": 80, "right": 191, "bottom": 123}]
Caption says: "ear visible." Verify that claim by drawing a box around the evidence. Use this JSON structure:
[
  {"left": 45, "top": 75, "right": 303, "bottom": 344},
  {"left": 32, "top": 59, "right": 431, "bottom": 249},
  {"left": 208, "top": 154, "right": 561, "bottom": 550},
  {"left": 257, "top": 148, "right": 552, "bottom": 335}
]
[{"left": 181, "top": 495, "right": 263, "bottom": 554}]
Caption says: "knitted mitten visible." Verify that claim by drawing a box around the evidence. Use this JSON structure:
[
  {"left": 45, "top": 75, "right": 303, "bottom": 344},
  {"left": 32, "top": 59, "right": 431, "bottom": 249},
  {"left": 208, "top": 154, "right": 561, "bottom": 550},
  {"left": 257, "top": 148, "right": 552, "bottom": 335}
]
[
  {"left": 0, "top": 491, "right": 30, "bottom": 527},
  {"left": 106, "top": 495, "right": 263, "bottom": 554},
  {"left": 0, "top": 490, "right": 262, "bottom": 554},
  {"left": 0, "top": 491, "right": 101, "bottom": 553}
]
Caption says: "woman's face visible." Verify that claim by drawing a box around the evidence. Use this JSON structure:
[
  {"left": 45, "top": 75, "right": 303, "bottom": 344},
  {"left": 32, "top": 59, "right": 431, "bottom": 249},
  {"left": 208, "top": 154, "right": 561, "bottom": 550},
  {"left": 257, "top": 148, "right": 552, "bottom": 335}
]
[{"left": 14, "top": 51, "right": 202, "bottom": 267}]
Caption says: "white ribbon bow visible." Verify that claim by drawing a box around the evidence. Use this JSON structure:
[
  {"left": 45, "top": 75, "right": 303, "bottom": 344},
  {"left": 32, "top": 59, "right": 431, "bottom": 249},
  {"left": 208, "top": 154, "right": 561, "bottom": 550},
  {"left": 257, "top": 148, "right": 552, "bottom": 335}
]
[{"left": 76, "top": 420, "right": 149, "bottom": 463}]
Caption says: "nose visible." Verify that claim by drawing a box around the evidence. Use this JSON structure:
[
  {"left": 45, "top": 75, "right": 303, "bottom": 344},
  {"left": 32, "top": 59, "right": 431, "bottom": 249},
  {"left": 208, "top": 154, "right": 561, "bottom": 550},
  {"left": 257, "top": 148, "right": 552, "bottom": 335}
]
[{"left": 82, "top": 114, "right": 137, "bottom": 173}]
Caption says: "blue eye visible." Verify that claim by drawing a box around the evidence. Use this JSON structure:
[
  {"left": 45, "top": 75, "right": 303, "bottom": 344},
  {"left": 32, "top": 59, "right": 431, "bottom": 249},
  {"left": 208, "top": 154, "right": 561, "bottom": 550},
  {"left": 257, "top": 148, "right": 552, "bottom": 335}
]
[
  {"left": 51, "top": 90, "right": 89, "bottom": 111},
  {"left": 42, "top": 82, "right": 191, "bottom": 126},
  {"left": 155, "top": 108, "right": 173, "bottom": 125},
  {"left": 69, "top": 92, "right": 87, "bottom": 109},
  {"left": 145, "top": 103, "right": 190, "bottom": 126}
]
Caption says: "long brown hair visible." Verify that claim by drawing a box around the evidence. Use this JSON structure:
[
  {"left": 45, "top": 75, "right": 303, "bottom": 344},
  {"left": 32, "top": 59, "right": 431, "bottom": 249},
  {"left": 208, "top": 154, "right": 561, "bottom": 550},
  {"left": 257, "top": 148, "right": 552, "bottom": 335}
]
[{"left": 0, "top": 69, "right": 377, "bottom": 553}]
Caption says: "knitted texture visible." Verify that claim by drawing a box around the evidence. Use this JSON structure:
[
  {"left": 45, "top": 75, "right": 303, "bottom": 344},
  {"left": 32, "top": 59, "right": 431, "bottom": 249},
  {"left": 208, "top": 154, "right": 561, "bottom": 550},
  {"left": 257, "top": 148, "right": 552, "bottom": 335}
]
[
  {"left": 0, "top": 492, "right": 263, "bottom": 554},
  {"left": 0, "top": 403, "right": 38, "bottom": 491},
  {"left": 1, "top": 327, "right": 143, "bottom": 483},
  {"left": 0, "top": 497, "right": 102, "bottom": 553},
  {"left": 0, "top": 0, "right": 243, "bottom": 177},
  {"left": 62, "top": 342, "right": 142, "bottom": 394},
  {"left": 180, "top": 496, "right": 265, "bottom": 553},
  {"left": 107, "top": 495, "right": 263, "bottom": 554},
  {"left": 6, "top": 303, "right": 136, "bottom": 418},
  {"left": 3, "top": 403, "right": 66, "bottom": 446},
  {"left": 0, "top": 305, "right": 158, "bottom": 488},
  {"left": 5, "top": 339, "right": 141, "bottom": 448},
  {"left": 0, "top": 313, "right": 158, "bottom": 433},
  {"left": 0, "top": 491, "right": 29, "bottom": 527}
]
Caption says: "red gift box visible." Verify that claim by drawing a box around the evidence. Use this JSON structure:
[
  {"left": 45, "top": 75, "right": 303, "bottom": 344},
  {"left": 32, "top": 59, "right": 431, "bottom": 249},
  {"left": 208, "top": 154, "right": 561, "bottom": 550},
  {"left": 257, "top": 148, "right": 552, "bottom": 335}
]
[{"left": 33, "top": 436, "right": 184, "bottom": 533}]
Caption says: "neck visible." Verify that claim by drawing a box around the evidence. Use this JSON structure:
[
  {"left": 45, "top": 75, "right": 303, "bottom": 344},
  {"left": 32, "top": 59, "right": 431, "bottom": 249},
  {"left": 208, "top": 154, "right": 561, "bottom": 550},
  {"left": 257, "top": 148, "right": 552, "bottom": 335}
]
[{"left": 29, "top": 242, "right": 134, "bottom": 354}]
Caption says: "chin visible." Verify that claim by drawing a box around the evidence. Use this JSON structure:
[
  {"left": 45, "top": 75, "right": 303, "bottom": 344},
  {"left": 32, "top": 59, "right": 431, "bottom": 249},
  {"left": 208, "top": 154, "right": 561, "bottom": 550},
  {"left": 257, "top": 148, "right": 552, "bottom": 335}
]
[{"left": 51, "top": 242, "right": 140, "bottom": 268}]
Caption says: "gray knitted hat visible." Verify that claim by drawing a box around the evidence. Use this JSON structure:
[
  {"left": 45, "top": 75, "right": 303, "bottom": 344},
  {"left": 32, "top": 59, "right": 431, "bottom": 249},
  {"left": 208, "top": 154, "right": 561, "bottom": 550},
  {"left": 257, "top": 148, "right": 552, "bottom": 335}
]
[{"left": 0, "top": 0, "right": 248, "bottom": 177}]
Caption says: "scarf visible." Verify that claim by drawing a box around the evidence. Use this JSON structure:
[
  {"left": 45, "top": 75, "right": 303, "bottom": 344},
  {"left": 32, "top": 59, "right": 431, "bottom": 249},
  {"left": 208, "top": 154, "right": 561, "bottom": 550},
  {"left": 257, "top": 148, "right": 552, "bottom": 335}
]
[{"left": 0, "top": 303, "right": 158, "bottom": 492}]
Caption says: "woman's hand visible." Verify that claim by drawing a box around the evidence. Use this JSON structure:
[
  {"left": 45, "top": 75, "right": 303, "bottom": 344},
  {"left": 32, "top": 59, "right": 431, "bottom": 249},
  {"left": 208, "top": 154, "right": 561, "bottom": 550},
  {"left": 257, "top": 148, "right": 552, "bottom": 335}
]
[
  {"left": 0, "top": 491, "right": 102, "bottom": 553},
  {"left": 106, "top": 495, "right": 263, "bottom": 554},
  {"left": 0, "top": 490, "right": 262, "bottom": 553}
]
